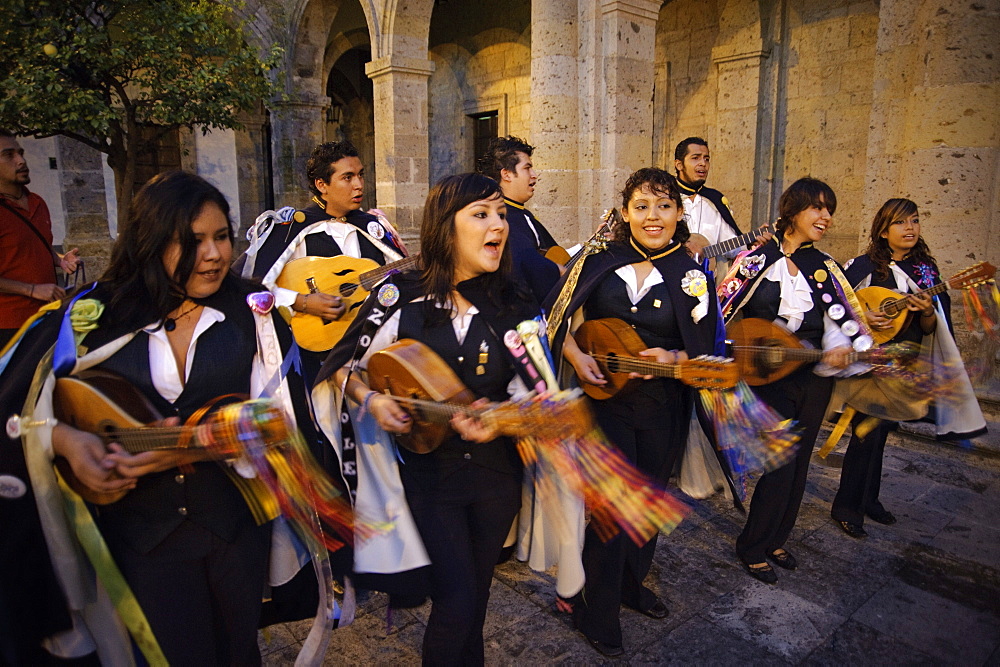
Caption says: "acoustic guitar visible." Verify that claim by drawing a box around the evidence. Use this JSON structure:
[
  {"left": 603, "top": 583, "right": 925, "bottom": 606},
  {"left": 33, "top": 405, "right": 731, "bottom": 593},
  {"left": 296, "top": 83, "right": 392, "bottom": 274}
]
[
  {"left": 726, "top": 318, "right": 919, "bottom": 386},
  {"left": 276, "top": 254, "right": 421, "bottom": 352},
  {"left": 688, "top": 223, "right": 775, "bottom": 263},
  {"left": 855, "top": 261, "right": 995, "bottom": 344},
  {"left": 365, "top": 339, "right": 593, "bottom": 454},
  {"left": 572, "top": 318, "right": 739, "bottom": 400},
  {"left": 49, "top": 369, "right": 290, "bottom": 504}
]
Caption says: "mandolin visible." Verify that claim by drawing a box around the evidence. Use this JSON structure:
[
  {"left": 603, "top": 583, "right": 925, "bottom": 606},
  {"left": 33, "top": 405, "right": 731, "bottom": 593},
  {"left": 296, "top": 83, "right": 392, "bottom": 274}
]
[
  {"left": 572, "top": 318, "right": 738, "bottom": 400},
  {"left": 726, "top": 318, "right": 919, "bottom": 386},
  {"left": 276, "top": 253, "right": 421, "bottom": 352},
  {"left": 855, "top": 261, "right": 995, "bottom": 344},
  {"left": 49, "top": 369, "right": 290, "bottom": 504},
  {"left": 365, "top": 339, "right": 593, "bottom": 454},
  {"left": 689, "top": 223, "right": 775, "bottom": 263}
]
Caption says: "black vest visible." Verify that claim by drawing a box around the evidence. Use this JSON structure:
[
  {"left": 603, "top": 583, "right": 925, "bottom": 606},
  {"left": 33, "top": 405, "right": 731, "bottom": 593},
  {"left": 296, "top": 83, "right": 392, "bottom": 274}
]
[
  {"left": 93, "top": 300, "right": 259, "bottom": 554},
  {"left": 739, "top": 278, "right": 826, "bottom": 349},
  {"left": 394, "top": 301, "right": 522, "bottom": 477}
]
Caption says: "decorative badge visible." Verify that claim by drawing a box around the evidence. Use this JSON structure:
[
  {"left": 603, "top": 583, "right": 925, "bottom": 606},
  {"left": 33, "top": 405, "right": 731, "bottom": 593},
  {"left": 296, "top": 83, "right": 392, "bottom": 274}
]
[
  {"left": 0, "top": 475, "right": 27, "bottom": 499},
  {"left": 827, "top": 304, "right": 845, "bottom": 320},
  {"left": 721, "top": 277, "right": 742, "bottom": 296},
  {"left": 813, "top": 268, "right": 828, "bottom": 283},
  {"left": 247, "top": 291, "right": 275, "bottom": 314},
  {"left": 739, "top": 254, "right": 766, "bottom": 279},
  {"left": 681, "top": 270, "right": 708, "bottom": 298},
  {"left": 377, "top": 283, "right": 400, "bottom": 307},
  {"left": 822, "top": 293, "right": 833, "bottom": 304},
  {"left": 293, "top": 210, "right": 307, "bottom": 223},
  {"left": 841, "top": 320, "right": 860, "bottom": 336},
  {"left": 503, "top": 329, "right": 523, "bottom": 350},
  {"left": 367, "top": 221, "right": 386, "bottom": 239},
  {"left": 853, "top": 334, "right": 873, "bottom": 352}
]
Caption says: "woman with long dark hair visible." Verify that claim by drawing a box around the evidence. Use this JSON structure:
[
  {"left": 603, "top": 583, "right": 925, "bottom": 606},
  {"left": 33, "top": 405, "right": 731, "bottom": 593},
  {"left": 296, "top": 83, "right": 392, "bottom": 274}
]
[
  {"left": 832, "top": 198, "right": 986, "bottom": 537},
  {"left": 718, "top": 177, "right": 861, "bottom": 583},
  {"left": 322, "top": 172, "right": 542, "bottom": 665},
  {"left": 3, "top": 171, "right": 323, "bottom": 664},
  {"left": 544, "top": 167, "right": 725, "bottom": 656}
]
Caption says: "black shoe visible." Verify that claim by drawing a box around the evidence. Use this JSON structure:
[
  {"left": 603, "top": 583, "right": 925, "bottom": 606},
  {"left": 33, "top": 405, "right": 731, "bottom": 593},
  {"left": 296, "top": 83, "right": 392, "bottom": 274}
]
[
  {"left": 586, "top": 637, "right": 624, "bottom": 657},
  {"left": 768, "top": 549, "right": 797, "bottom": 570},
  {"left": 632, "top": 599, "right": 669, "bottom": 620},
  {"left": 837, "top": 520, "right": 868, "bottom": 538},
  {"left": 741, "top": 560, "right": 778, "bottom": 584},
  {"left": 867, "top": 508, "right": 897, "bottom": 525}
]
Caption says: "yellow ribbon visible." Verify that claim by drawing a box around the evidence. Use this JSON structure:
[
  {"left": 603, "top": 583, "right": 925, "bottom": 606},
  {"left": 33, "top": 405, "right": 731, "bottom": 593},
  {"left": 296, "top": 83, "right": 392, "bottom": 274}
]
[
  {"left": 54, "top": 469, "right": 168, "bottom": 666},
  {"left": 819, "top": 406, "right": 856, "bottom": 458}
]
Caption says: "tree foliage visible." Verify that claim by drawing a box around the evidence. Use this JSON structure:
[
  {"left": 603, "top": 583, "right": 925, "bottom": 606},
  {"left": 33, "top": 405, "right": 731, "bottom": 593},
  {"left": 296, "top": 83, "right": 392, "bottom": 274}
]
[{"left": 0, "top": 0, "right": 281, "bottom": 222}]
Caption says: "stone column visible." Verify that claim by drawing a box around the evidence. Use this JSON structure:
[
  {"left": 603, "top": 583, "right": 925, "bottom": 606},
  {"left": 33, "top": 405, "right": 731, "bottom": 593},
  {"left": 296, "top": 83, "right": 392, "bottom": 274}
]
[
  {"left": 365, "top": 56, "right": 435, "bottom": 245},
  {"left": 530, "top": 0, "right": 580, "bottom": 245},
  {"left": 863, "top": 0, "right": 999, "bottom": 394},
  {"left": 57, "top": 137, "right": 114, "bottom": 277},
  {"left": 711, "top": 44, "right": 772, "bottom": 230},
  {"left": 268, "top": 94, "right": 329, "bottom": 208},
  {"left": 596, "top": 0, "right": 660, "bottom": 220}
]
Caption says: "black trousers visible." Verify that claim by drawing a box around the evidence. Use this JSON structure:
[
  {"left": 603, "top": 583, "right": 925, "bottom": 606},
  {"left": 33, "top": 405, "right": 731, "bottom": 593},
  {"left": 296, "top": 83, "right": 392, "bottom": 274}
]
[
  {"left": 105, "top": 519, "right": 271, "bottom": 666},
  {"left": 576, "top": 385, "right": 690, "bottom": 647},
  {"left": 400, "top": 462, "right": 521, "bottom": 667},
  {"left": 831, "top": 413, "right": 894, "bottom": 524},
  {"left": 736, "top": 367, "right": 833, "bottom": 564}
]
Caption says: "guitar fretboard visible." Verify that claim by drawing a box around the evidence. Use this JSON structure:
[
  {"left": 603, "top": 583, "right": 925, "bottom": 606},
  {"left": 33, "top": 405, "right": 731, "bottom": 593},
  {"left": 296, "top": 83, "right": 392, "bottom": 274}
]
[
  {"left": 703, "top": 224, "right": 774, "bottom": 260},
  {"left": 732, "top": 345, "right": 871, "bottom": 364},
  {"left": 360, "top": 255, "right": 421, "bottom": 291}
]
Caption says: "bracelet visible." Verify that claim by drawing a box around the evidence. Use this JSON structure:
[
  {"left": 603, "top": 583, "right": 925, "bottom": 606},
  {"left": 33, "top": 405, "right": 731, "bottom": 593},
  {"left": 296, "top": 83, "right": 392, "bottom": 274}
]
[
  {"left": 357, "top": 390, "right": 378, "bottom": 420},
  {"left": 28, "top": 284, "right": 34, "bottom": 299}
]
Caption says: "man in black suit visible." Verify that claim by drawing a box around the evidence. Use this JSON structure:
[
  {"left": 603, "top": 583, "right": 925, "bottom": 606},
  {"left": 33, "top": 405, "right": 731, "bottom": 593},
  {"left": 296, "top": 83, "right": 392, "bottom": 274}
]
[{"left": 478, "top": 136, "right": 561, "bottom": 303}]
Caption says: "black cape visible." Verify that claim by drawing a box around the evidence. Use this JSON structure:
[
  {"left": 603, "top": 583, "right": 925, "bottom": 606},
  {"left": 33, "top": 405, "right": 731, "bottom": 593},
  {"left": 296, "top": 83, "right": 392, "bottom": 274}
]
[{"left": 677, "top": 179, "right": 742, "bottom": 237}]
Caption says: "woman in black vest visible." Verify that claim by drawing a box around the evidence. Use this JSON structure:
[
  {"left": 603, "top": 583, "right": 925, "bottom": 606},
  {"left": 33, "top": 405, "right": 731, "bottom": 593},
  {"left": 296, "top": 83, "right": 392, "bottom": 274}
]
[
  {"left": 330, "top": 173, "right": 539, "bottom": 666},
  {"left": 718, "top": 178, "right": 857, "bottom": 584},
  {"left": 45, "top": 171, "right": 320, "bottom": 664},
  {"left": 833, "top": 198, "right": 986, "bottom": 537},
  {"left": 546, "top": 167, "right": 722, "bottom": 656}
]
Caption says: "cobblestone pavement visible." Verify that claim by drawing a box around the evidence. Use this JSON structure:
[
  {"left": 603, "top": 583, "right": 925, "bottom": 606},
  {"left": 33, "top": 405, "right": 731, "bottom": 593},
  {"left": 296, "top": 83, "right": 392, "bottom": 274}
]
[{"left": 260, "top": 421, "right": 1000, "bottom": 665}]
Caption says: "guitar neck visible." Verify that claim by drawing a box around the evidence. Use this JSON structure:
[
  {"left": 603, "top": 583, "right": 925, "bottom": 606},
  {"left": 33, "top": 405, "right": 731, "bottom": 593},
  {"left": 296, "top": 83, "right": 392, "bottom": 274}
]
[
  {"left": 359, "top": 255, "right": 421, "bottom": 291},
  {"left": 703, "top": 224, "right": 772, "bottom": 260},
  {"left": 106, "top": 425, "right": 206, "bottom": 454},
  {"left": 590, "top": 354, "right": 683, "bottom": 379},
  {"left": 732, "top": 345, "right": 870, "bottom": 364}
]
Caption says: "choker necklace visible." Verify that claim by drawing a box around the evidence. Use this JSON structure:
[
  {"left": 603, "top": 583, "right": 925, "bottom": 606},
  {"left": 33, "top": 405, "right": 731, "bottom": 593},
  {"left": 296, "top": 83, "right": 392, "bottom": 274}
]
[
  {"left": 629, "top": 237, "right": 679, "bottom": 261},
  {"left": 164, "top": 302, "right": 200, "bottom": 332}
]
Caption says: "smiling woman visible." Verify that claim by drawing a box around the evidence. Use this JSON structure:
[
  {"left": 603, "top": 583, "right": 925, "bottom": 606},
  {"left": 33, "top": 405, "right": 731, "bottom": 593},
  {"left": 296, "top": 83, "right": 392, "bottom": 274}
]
[
  {"left": 323, "top": 172, "right": 543, "bottom": 665},
  {"left": 542, "top": 167, "right": 726, "bottom": 656},
  {"left": 1, "top": 171, "right": 330, "bottom": 663}
]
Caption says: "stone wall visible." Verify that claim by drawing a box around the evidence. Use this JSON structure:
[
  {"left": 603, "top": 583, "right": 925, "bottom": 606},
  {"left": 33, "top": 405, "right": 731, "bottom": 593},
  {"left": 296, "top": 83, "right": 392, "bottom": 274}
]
[{"left": 781, "top": 0, "right": 878, "bottom": 261}]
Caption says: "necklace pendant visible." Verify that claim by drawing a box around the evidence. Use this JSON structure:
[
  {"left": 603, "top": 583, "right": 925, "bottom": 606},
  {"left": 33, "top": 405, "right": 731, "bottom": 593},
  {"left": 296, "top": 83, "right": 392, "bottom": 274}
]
[{"left": 163, "top": 318, "right": 176, "bottom": 332}]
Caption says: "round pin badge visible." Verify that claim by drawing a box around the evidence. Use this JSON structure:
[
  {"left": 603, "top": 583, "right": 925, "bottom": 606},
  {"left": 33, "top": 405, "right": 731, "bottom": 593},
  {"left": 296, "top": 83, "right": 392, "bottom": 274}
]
[
  {"left": 813, "top": 269, "right": 828, "bottom": 283},
  {"left": 681, "top": 270, "right": 708, "bottom": 298},
  {"left": 367, "top": 221, "right": 386, "bottom": 240},
  {"left": 503, "top": 329, "right": 523, "bottom": 350},
  {"left": 853, "top": 334, "right": 873, "bottom": 351},
  {"left": 377, "top": 283, "right": 399, "bottom": 307},
  {"left": 822, "top": 293, "right": 833, "bottom": 304},
  {"left": 841, "top": 320, "right": 860, "bottom": 336},
  {"left": 0, "top": 475, "right": 27, "bottom": 500},
  {"left": 293, "top": 210, "right": 307, "bottom": 223},
  {"left": 827, "top": 304, "right": 845, "bottom": 320}
]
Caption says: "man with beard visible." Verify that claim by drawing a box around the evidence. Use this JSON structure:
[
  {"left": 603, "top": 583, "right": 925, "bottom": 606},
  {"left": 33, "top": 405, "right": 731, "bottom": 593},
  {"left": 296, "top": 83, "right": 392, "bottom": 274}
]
[
  {"left": 673, "top": 137, "right": 742, "bottom": 272},
  {"left": 0, "top": 129, "right": 79, "bottom": 349}
]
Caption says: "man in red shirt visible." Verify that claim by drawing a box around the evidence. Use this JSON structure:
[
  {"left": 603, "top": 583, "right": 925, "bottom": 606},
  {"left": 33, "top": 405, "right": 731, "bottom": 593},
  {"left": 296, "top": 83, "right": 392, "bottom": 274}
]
[{"left": 0, "top": 130, "right": 79, "bottom": 348}]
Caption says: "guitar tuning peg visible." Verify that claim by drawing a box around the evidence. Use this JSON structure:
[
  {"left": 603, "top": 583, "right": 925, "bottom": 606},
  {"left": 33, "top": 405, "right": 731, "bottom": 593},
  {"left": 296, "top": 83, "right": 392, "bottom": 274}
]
[{"left": 6, "top": 414, "right": 57, "bottom": 439}]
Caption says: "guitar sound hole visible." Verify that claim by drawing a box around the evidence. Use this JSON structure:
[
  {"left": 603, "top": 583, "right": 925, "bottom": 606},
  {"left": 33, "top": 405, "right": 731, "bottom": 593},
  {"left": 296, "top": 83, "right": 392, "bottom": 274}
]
[
  {"left": 756, "top": 339, "right": 784, "bottom": 373},
  {"left": 605, "top": 353, "right": 622, "bottom": 374},
  {"left": 98, "top": 420, "right": 117, "bottom": 443},
  {"left": 341, "top": 284, "right": 358, "bottom": 298}
]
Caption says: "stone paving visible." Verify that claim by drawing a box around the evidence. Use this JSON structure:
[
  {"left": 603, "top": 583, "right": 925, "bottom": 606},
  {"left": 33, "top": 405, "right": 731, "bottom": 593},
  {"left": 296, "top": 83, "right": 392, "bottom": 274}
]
[{"left": 260, "top": 418, "right": 1000, "bottom": 665}]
